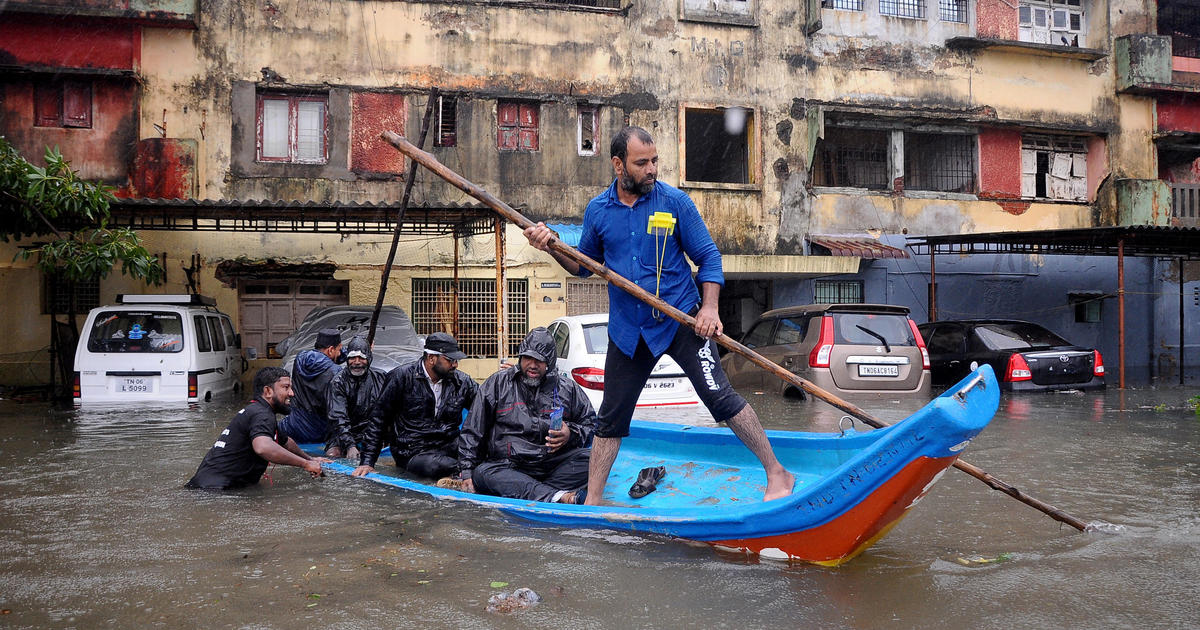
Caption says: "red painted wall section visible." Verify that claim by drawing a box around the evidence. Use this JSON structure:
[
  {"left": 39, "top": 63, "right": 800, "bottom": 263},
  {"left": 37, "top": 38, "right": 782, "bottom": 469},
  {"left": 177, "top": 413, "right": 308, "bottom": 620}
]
[
  {"left": 1, "top": 78, "right": 139, "bottom": 184},
  {"left": 977, "top": 128, "right": 1023, "bottom": 198},
  {"left": 0, "top": 15, "right": 137, "bottom": 71},
  {"left": 351, "top": 92, "right": 407, "bottom": 176},
  {"left": 128, "top": 138, "right": 197, "bottom": 199},
  {"left": 1157, "top": 96, "right": 1200, "bottom": 134},
  {"left": 976, "top": 0, "right": 1019, "bottom": 40}
]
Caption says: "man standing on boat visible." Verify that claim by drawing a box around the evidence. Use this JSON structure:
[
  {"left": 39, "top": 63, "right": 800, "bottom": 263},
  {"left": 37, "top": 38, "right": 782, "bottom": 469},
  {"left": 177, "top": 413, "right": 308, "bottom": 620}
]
[
  {"left": 325, "top": 335, "right": 386, "bottom": 460},
  {"left": 454, "top": 327, "right": 595, "bottom": 504},
  {"left": 279, "top": 328, "right": 343, "bottom": 451},
  {"left": 352, "top": 332, "right": 477, "bottom": 480},
  {"left": 186, "top": 367, "right": 330, "bottom": 489},
  {"left": 523, "top": 126, "right": 793, "bottom": 505}
]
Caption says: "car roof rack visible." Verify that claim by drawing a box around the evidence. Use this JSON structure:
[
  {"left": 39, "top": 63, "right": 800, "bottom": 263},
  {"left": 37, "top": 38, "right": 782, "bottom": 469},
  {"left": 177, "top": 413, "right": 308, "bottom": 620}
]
[{"left": 116, "top": 294, "right": 216, "bottom": 306}]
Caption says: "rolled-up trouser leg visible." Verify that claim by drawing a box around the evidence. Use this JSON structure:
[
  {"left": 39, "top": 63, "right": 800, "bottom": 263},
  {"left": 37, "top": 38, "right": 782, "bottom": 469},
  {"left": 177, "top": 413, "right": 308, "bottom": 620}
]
[{"left": 472, "top": 461, "right": 558, "bottom": 502}]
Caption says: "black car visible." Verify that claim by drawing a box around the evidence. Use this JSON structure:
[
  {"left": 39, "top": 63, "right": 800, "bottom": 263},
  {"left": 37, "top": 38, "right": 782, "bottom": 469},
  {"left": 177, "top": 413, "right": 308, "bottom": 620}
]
[{"left": 917, "top": 319, "right": 1105, "bottom": 391}]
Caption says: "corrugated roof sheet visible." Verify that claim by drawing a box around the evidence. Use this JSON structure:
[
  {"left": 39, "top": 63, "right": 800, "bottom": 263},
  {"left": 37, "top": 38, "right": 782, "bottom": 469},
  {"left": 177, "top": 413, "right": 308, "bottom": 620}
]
[{"left": 808, "top": 235, "right": 911, "bottom": 259}]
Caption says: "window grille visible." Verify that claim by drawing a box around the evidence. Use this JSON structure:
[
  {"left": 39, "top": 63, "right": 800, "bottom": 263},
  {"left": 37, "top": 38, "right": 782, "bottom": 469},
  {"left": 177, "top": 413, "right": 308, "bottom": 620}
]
[
  {"left": 541, "top": 0, "right": 623, "bottom": 7},
  {"left": 257, "top": 93, "right": 329, "bottom": 163},
  {"left": 1159, "top": 1, "right": 1200, "bottom": 58},
  {"left": 43, "top": 273, "right": 100, "bottom": 314},
  {"left": 939, "top": 0, "right": 968, "bottom": 22},
  {"left": 813, "top": 127, "right": 889, "bottom": 190},
  {"left": 822, "top": 0, "right": 864, "bottom": 10},
  {"left": 567, "top": 279, "right": 609, "bottom": 315},
  {"left": 904, "top": 133, "right": 976, "bottom": 193},
  {"left": 435, "top": 96, "right": 457, "bottom": 148},
  {"left": 411, "top": 278, "right": 529, "bottom": 357},
  {"left": 814, "top": 280, "right": 864, "bottom": 304},
  {"left": 880, "top": 0, "right": 926, "bottom": 18}
]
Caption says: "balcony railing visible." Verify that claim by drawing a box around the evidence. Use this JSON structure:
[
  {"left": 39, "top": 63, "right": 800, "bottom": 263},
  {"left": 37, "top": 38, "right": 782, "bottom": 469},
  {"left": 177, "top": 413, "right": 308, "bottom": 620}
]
[{"left": 1170, "top": 183, "right": 1200, "bottom": 227}]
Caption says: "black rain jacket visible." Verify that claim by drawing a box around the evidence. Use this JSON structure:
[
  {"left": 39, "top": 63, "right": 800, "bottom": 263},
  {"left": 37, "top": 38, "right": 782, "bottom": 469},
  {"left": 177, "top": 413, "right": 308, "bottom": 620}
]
[
  {"left": 325, "top": 365, "right": 387, "bottom": 451},
  {"left": 359, "top": 358, "right": 478, "bottom": 468},
  {"left": 458, "top": 327, "right": 596, "bottom": 479}
]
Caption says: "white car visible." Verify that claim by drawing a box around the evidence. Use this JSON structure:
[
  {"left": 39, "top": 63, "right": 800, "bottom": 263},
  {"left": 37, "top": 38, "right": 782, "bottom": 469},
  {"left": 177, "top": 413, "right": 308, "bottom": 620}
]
[{"left": 546, "top": 314, "right": 705, "bottom": 420}]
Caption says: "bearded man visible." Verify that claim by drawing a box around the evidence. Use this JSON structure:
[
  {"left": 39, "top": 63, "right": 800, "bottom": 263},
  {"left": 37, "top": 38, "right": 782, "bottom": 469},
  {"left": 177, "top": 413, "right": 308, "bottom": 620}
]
[
  {"left": 324, "top": 335, "right": 387, "bottom": 460},
  {"left": 352, "top": 332, "right": 477, "bottom": 480},
  {"left": 453, "top": 327, "right": 595, "bottom": 504},
  {"left": 186, "top": 367, "right": 330, "bottom": 490}
]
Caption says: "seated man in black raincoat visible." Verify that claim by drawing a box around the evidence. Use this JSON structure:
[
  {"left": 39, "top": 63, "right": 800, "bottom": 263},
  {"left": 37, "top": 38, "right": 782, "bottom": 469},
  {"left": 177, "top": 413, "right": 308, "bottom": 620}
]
[
  {"left": 455, "top": 327, "right": 595, "bottom": 505},
  {"left": 352, "top": 332, "right": 478, "bottom": 479},
  {"left": 324, "top": 336, "right": 387, "bottom": 460}
]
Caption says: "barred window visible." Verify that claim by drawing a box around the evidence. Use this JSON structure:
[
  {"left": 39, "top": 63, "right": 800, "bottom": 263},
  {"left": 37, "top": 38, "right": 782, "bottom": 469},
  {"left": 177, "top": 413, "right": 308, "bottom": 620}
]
[
  {"left": 813, "top": 127, "right": 890, "bottom": 190},
  {"left": 939, "top": 0, "right": 968, "bottom": 22},
  {"left": 822, "top": 0, "right": 864, "bottom": 10},
  {"left": 411, "top": 278, "right": 528, "bottom": 357},
  {"left": 814, "top": 280, "right": 864, "bottom": 305},
  {"left": 904, "top": 133, "right": 976, "bottom": 193},
  {"left": 880, "top": 0, "right": 926, "bottom": 18},
  {"left": 566, "top": 278, "right": 609, "bottom": 315},
  {"left": 43, "top": 272, "right": 100, "bottom": 314},
  {"left": 435, "top": 96, "right": 457, "bottom": 148}
]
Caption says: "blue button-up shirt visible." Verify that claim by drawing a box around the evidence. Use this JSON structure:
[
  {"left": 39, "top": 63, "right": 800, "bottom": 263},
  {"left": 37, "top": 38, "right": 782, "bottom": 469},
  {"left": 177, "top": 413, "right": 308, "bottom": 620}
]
[{"left": 575, "top": 180, "right": 724, "bottom": 358}]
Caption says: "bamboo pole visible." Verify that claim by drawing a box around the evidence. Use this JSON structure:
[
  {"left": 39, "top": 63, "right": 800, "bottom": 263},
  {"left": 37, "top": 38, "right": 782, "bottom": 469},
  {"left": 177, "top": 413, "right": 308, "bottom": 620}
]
[{"left": 380, "top": 131, "right": 1092, "bottom": 533}]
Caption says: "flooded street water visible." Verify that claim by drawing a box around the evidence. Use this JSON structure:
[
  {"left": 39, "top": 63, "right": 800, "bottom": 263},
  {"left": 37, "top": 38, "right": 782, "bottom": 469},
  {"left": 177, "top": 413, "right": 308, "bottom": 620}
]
[{"left": 1, "top": 386, "right": 1197, "bottom": 629}]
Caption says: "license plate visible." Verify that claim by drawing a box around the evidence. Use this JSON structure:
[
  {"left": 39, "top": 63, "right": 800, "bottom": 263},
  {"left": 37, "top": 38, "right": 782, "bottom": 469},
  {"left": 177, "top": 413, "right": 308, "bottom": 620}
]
[
  {"left": 644, "top": 380, "right": 677, "bottom": 390},
  {"left": 120, "top": 377, "right": 150, "bottom": 393},
  {"left": 858, "top": 365, "right": 899, "bottom": 377}
]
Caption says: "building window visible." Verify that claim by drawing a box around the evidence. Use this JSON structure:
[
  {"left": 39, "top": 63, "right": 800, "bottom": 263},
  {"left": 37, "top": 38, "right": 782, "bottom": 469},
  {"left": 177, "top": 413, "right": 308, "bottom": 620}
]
[
  {"left": 814, "top": 280, "right": 864, "bottom": 304},
  {"left": 498, "top": 101, "right": 539, "bottom": 151},
  {"left": 813, "top": 126, "right": 890, "bottom": 189},
  {"left": 1019, "top": 0, "right": 1085, "bottom": 47},
  {"left": 578, "top": 106, "right": 598, "bottom": 156},
  {"left": 822, "top": 0, "right": 864, "bottom": 10},
  {"left": 256, "top": 93, "right": 328, "bottom": 163},
  {"left": 1070, "top": 293, "right": 1102, "bottom": 323},
  {"left": 1161, "top": 2, "right": 1200, "bottom": 58},
  {"left": 435, "top": 96, "right": 457, "bottom": 148},
  {"left": 1021, "top": 135, "right": 1088, "bottom": 201},
  {"left": 411, "top": 278, "right": 529, "bottom": 357},
  {"left": 904, "top": 133, "right": 976, "bottom": 193},
  {"left": 43, "top": 272, "right": 100, "bottom": 314},
  {"left": 880, "top": 0, "right": 926, "bottom": 19},
  {"left": 683, "top": 106, "right": 755, "bottom": 185},
  {"left": 940, "top": 0, "right": 968, "bottom": 22},
  {"left": 35, "top": 81, "right": 92, "bottom": 128},
  {"left": 566, "top": 278, "right": 608, "bottom": 315}
]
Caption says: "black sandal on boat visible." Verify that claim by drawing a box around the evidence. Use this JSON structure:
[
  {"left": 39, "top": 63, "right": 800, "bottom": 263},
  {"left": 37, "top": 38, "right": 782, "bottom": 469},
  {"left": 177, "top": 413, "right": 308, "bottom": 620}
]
[{"left": 628, "top": 466, "right": 666, "bottom": 499}]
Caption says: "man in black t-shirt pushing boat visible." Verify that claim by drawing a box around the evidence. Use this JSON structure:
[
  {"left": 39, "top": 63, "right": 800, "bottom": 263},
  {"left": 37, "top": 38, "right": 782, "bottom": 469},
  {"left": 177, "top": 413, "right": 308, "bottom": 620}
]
[{"left": 187, "top": 367, "right": 331, "bottom": 490}]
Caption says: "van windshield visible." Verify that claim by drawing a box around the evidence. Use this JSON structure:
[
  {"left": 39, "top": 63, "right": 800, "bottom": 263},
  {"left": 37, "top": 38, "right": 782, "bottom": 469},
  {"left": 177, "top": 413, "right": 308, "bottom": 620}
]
[{"left": 87, "top": 311, "right": 184, "bottom": 353}]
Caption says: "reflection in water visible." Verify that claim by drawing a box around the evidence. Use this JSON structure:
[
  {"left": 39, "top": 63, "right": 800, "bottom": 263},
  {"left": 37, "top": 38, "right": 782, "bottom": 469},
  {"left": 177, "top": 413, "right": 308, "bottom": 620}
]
[{"left": 0, "top": 386, "right": 1197, "bottom": 628}]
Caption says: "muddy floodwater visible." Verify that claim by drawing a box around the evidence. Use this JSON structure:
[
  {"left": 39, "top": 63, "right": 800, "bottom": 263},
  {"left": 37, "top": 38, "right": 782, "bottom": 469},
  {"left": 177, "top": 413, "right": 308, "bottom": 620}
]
[{"left": 1, "top": 385, "right": 1197, "bottom": 629}]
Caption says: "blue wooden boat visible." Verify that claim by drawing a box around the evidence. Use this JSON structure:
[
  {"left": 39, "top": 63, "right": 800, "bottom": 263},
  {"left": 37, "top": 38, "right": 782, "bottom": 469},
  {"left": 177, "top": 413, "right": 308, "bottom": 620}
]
[{"left": 304, "top": 365, "right": 998, "bottom": 565}]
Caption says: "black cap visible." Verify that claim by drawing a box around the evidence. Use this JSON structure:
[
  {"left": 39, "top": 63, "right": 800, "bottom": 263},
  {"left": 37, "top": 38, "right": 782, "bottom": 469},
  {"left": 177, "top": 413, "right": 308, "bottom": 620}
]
[
  {"left": 315, "top": 328, "right": 341, "bottom": 350},
  {"left": 424, "top": 332, "right": 467, "bottom": 360}
]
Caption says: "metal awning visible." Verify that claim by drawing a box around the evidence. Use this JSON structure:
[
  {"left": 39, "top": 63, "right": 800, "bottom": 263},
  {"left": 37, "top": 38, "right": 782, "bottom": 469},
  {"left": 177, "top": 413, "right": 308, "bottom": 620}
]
[
  {"left": 905, "top": 225, "right": 1200, "bottom": 388},
  {"left": 905, "top": 225, "right": 1200, "bottom": 259},
  {"left": 809, "top": 235, "right": 910, "bottom": 259},
  {"left": 107, "top": 198, "right": 496, "bottom": 237}
]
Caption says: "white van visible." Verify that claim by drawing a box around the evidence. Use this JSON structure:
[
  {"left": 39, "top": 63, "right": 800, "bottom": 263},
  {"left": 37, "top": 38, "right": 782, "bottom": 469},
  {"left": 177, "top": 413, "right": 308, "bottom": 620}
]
[{"left": 73, "top": 294, "right": 245, "bottom": 403}]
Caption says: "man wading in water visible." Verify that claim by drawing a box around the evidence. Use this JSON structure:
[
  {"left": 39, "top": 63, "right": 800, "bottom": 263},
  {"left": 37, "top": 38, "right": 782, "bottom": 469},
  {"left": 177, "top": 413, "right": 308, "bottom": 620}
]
[{"left": 523, "top": 126, "right": 794, "bottom": 505}]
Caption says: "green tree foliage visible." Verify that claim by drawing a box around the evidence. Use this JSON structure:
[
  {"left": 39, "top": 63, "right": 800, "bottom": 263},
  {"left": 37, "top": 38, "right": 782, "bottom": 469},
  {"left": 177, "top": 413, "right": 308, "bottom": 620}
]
[{"left": 0, "top": 136, "right": 163, "bottom": 285}]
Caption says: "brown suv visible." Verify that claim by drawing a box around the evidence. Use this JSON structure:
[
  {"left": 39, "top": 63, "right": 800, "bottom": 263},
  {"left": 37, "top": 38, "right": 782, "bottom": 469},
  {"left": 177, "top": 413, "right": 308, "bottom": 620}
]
[{"left": 721, "top": 304, "right": 931, "bottom": 399}]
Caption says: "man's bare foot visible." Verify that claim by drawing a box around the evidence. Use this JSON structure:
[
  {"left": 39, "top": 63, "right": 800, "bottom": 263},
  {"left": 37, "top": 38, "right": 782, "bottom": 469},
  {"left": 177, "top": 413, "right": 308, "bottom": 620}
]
[{"left": 764, "top": 469, "right": 795, "bottom": 501}]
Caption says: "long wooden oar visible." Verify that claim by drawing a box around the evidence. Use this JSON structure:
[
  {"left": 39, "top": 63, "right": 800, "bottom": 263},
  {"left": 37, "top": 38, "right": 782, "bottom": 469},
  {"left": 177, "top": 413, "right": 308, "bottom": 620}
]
[{"left": 381, "top": 131, "right": 1091, "bottom": 532}]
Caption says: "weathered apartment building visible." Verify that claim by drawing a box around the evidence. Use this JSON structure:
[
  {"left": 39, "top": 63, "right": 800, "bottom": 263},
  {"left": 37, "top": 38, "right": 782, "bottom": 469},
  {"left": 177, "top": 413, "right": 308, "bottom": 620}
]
[{"left": 1, "top": 0, "right": 1197, "bottom": 386}]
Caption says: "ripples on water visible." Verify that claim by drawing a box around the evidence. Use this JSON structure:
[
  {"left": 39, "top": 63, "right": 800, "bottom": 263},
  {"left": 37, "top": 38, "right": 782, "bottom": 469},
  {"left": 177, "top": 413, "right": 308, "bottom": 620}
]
[{"left": 0, "top": 387, "right": 1197, "bottom": 629}]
